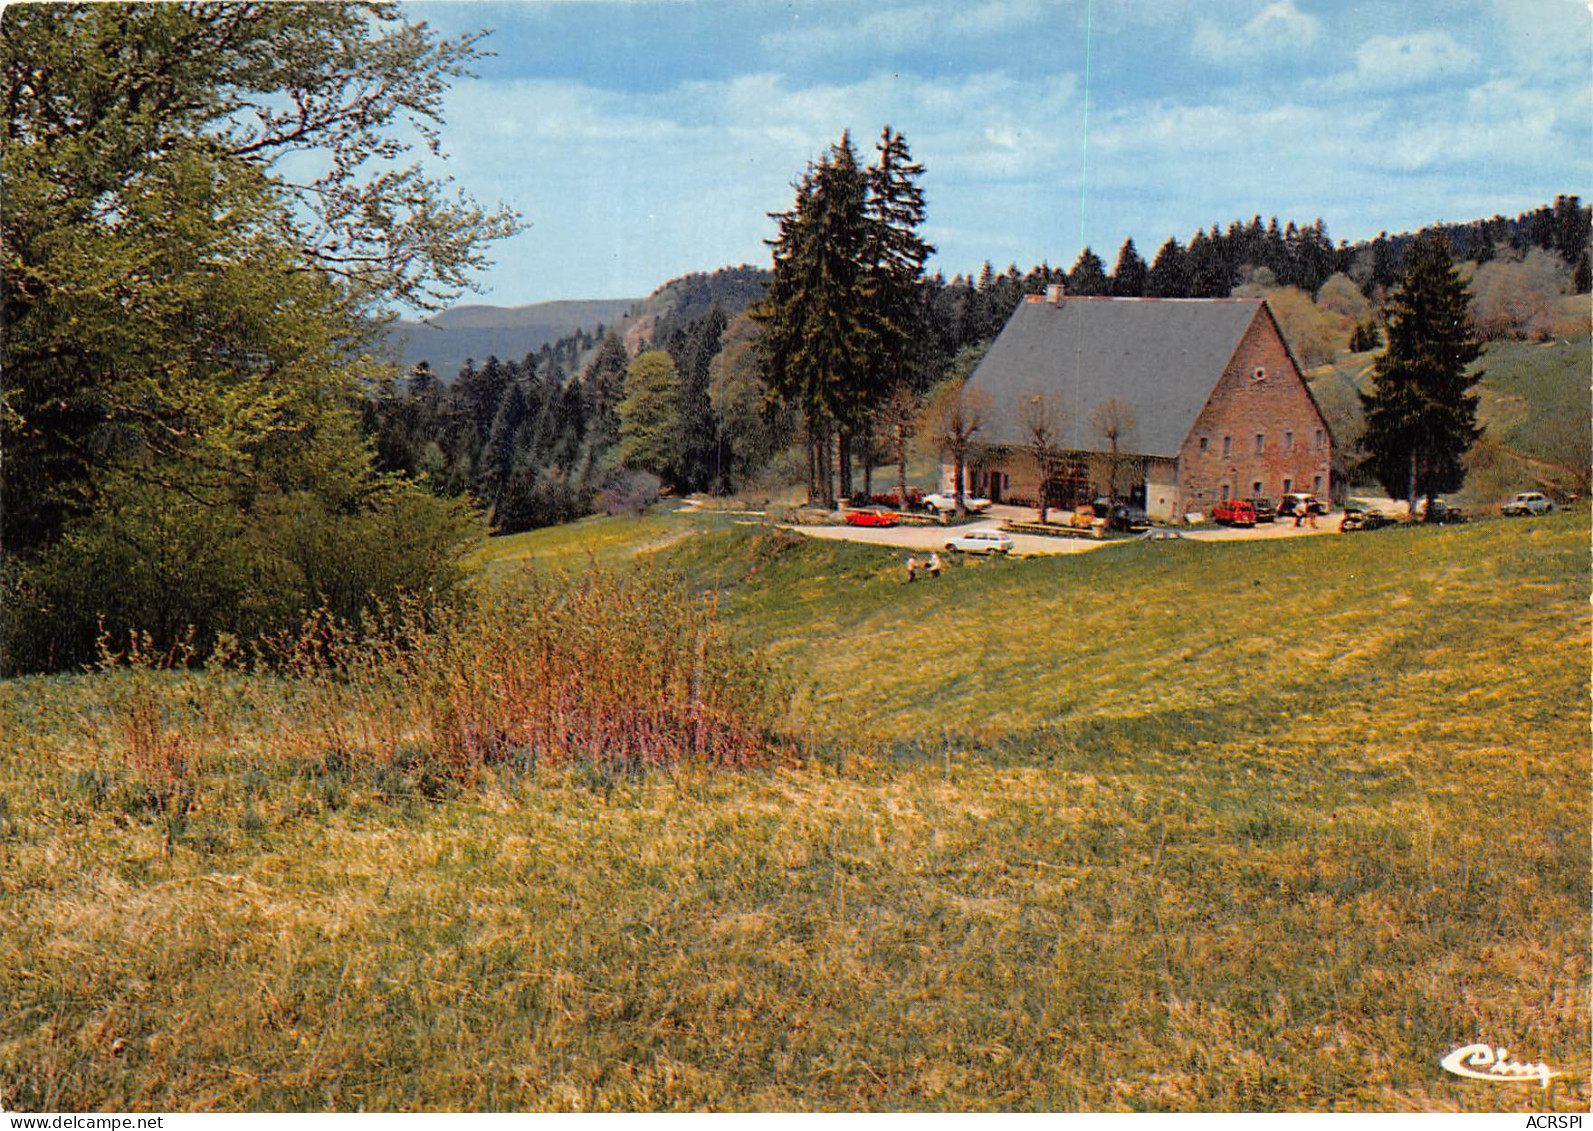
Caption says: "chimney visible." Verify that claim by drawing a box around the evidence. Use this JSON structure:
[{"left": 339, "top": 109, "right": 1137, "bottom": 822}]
[{"left": 1045, "top": 282, "right": 1066, "bottom": 305}]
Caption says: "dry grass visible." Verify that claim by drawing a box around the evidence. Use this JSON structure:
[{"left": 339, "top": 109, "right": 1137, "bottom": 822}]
[{"left": 0, "top": 509, "right": 1587, "bottom": 1111}]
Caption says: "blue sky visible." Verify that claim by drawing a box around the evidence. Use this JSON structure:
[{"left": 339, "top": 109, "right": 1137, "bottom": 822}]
[{"left": 402, "top": 0, "right": 1591, "bottom": 308}]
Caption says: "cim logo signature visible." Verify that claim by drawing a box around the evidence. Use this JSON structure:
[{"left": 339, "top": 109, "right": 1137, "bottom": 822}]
[{"left": 1441, "top": 1042, "right": 1561, "bottom": 1089}]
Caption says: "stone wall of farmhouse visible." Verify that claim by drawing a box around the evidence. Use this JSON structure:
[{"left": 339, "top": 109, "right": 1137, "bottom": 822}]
[
  {"left": 1179, "top": 311, "right": 1331, "bottom": 511},
  {"left": 956, "top": 450, "right": 1144, "bottom": 508}
]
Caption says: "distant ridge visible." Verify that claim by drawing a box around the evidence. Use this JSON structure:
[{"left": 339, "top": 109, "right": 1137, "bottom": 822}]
[{"left": 387, "top": 297, "right": 637, "bottom": 379}]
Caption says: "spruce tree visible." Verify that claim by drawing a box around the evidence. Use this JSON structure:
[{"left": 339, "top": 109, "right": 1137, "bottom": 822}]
[
  {"left": 1067, "top": 247, "right": 1109, "bottom": 296},
  {"left": 1359, "top": 233, "right": 1484, "bottom": 512},
  {"left": 1110, "top": 239, "right": 1147, "bottom": 297},
  {"left": 753, "top": 129, "right": 929, "bottom": 506},
  {"left": 1147, "top": 238, "right": 1191, "bottom": 297},
  {"left": 581, "top": 331, "right": 631, "bottom": 455}
]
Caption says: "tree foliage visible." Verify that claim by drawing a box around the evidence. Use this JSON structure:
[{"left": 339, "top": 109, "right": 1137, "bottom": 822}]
[
  {"left": 1, "top": 3, "right": 515, "bottom": 671},
  {"left": 616, "top": 351, "right": 684, "bottom": 480},
  {"left": 752, "top": 128, "right": 932, "bottom": 506},
  {"left": 1358, "top": 234, "right": 1484, "bottom": 509}
]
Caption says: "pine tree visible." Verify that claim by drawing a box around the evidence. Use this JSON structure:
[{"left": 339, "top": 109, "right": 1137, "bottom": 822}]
[
  {"left": 753, "top": 129, "right": 929, "bottom": 507},
  {"left": 1359, "top": 234, "right": 1484, "bottom": 512},
  {"left": 1147, "top": 238, "right": 1190, "bottom": 297},
  {"left": 581, "top": 331, "right": 630, "bottom": 455},
  {"left": 1067, "top": 247, "right": 1109, "bottom": 296},
  {"left": 1110, "top": 239, "right": 1147, "bottom": 297},
  {"left": 666, "top": 307, "right": 727, "bottom": 492}
]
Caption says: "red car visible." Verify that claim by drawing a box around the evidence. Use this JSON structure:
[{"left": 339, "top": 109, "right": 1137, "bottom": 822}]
[
  {"left": 1211, "top": 499, "right": 1257, "bottom": 527},
  {"left": 845, "top": 508, "right": 899, "bottom": 527}
]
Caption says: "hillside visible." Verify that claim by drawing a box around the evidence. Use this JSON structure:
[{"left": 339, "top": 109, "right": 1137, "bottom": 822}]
[
  {"left": 382, "top": 266, "right": 771, "bottom": 381},
  {"left": 1307, "top": 334, "right": 1591, "bottom": 505},
  {"left": 4, "top": 507, "right": 1586, "bottom": 1111},
  {"left": 386, "top": 298, "right": 636, "bottom": 379}
]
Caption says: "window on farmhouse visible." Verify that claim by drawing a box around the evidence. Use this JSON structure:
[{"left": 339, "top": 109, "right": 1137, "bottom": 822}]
[
  {"left": 1315, "top": 429, "right": 1324, "bottom": 449},
  {"left": 1221, "top": 484, "right": 1230, "bottom": 501},
  {"left": 1199, "top": 436, "right": 1208, "bottom": 452},
  {"left": 1255, "top": 433, "right": 1264, "bottom": 454},
  {"left": 1252, "top": 481, "right": 1262, "bottom": 496},
  {"left": 1283, "top": 478, "right": 1293, "bottom": 493},
  {"left": 1314, "top": 475, "right": 1322, "bottom": 493},
  {"left": 1223, "top": 436, "right": 1232, "bottom": 457},
  {"left": 1284, "top": 431, "right": 1294, "bottom": 452},
  {"left": 1253, "top": 367, "right": 1266, "bottom": 382}
]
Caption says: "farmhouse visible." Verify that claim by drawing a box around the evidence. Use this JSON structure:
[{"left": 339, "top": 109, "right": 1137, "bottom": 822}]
[{"left": 951, "top": 287, "right": 1333, "bottom": 521}]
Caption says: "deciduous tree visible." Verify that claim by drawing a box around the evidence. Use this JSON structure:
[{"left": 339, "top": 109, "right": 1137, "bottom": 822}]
[{"left": 1019, "top": 393, "right": 1067, "bottom": 523}]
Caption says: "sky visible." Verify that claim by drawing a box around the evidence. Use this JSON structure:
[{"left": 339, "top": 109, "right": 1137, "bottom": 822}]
[{"left": 399, "top": 0, "right": 1592, "bottom": 309}]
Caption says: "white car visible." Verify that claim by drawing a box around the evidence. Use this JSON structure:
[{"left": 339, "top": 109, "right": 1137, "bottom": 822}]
[
  {"left": 922, "top": 492, "right": 992, "bottom": 514},
  {"left": 944, "top": 529, "right": 1012, "bottom": 554},
  {"left": 1502, "top": 491, "right": 1554, "bottom": 516}
]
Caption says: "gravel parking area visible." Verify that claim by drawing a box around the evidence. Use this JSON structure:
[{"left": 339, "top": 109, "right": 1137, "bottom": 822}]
[{"left": 783, "top": 502, "right": 1349, "bottom": 554}]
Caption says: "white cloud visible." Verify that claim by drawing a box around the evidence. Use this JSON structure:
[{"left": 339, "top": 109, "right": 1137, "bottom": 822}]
[
  {"left": 1488, "top": 0, "right": 1591, "bottom": 69},
  {"left": 1376, "top": 78, "right": 1564, "bottom": 171},
  {"left": 1353, "top": 31, "right": 1478, "bottom": 88},
  {"left": 763, "top": 0, "right": 1045, "bottom": 59},
  {"left": 1191, "top": 0, "right": 1322, "bottom": 64}
]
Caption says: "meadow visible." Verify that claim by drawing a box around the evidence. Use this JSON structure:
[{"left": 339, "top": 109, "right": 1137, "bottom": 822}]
[
  {"left": 1, "top": 505, "right": 1587, "bottom": 1111},
  {"left": 1308, "top": 335, "right": 1591, "bottom": 507}
]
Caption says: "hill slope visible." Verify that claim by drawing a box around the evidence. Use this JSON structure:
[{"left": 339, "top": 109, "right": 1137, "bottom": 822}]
[
  {"left": 5, "top": 510, "right": 1583, "bottom": 1110},
  {"left": 1307, "top": 335, "right": 1591, "bottom": 504}
]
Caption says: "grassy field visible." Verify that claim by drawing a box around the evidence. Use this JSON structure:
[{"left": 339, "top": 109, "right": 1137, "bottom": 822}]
[
  {"left": 1308, "top": 335, "right": 1591, "bottom": 506},
  {"left": 1, "top": 506, "right": 1588, "bottom": 1111}
]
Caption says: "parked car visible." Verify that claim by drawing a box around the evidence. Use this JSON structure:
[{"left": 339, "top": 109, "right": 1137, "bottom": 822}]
[
  {"left": 922, "top": 492, "right": 992, "bottom": 514},
  {"left": 1092, "top": 497, "right": 1151, "bottom": 533},
  {"left": 1502, "top": 491, "right": 1554, "bottom": 516},
  {"left": 1415, "top": 498, "right": 1468, "bottom": 524},
  {"left": 944, "top": 529, "right": 1013, "bottom": 554},
  {"left": 1339, "top": 505, "right": 1396, "bottom": 532},
  {"left": 1140, "top": 528, "right": 1185, "bottom": 542},
  {"left": 1211, "top": 499, "right": 1257, "bottom": 527},
  {"left": 1278, "top": 492, "right": 1328, "bottom": 518},
  {"left": 844, "top": 507, "right": 898, "bottom": 527},
  {"left": 1247, "top": 497, "right": 1277, "bottom": 523}
]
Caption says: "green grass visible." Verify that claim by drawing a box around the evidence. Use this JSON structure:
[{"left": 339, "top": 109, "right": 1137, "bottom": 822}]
[
  {"left": 1, "top": 507, "right": 1587, "bottom": 1111},
  {"left": 1309, "top": 336, "right": 1592, "bottom": 505},
  {"left": 466, "top": 501, "right": 703, "bottom": 575}
]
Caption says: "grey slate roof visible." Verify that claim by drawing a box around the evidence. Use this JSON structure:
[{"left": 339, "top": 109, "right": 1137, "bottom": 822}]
[{"left": 967, "top": 296, "right": 1264, "bottom": 458}]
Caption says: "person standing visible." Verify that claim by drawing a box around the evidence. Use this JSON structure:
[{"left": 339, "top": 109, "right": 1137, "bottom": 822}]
[
  {"left": 926, "top": 552, "right": 942, "bottom": 578},
  {"left": 905, "top": 555, "right": 918, "bottom": 583}
]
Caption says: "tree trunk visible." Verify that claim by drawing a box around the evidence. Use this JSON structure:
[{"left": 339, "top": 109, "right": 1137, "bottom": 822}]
[
  {"left": 896, "top": 426, "right": 908, "bottom": 508},
  {"left": 953, "top": 447, "right": 966, "bottom": 517},
  {"left": 820, "top": 419, "right": 835, "bottom": 509},
  {"left": 1408, "top": 447, "right": 1419, "bottom": 517},
  {"left": 838, "top": 430, "right": 853, "bottom": 501},
  {"left": 806, "top": 423, "right": 815, "bottom": 505}
]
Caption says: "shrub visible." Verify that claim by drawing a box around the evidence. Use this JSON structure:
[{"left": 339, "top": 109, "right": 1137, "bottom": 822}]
[
  {"left": 601, "top": 469, "right": 662, "bottom": 515},
  {"left": 2, "top": 479, "right": 481, "bottom": 675}
]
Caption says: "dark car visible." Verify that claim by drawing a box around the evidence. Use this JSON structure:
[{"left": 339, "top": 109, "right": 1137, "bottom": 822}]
[
  {"left": 1339, "top": 505, "right": 1396, "bottom": 532},
  {"left": 1247, "top": 497, "right": 1277, "bottom": 523},
  {"left": 1092, "top": 497, "right": 1150, "bottom": 533},
  {"left": 1420, "top": 499, "right": 1467, "bottom": 524}
]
